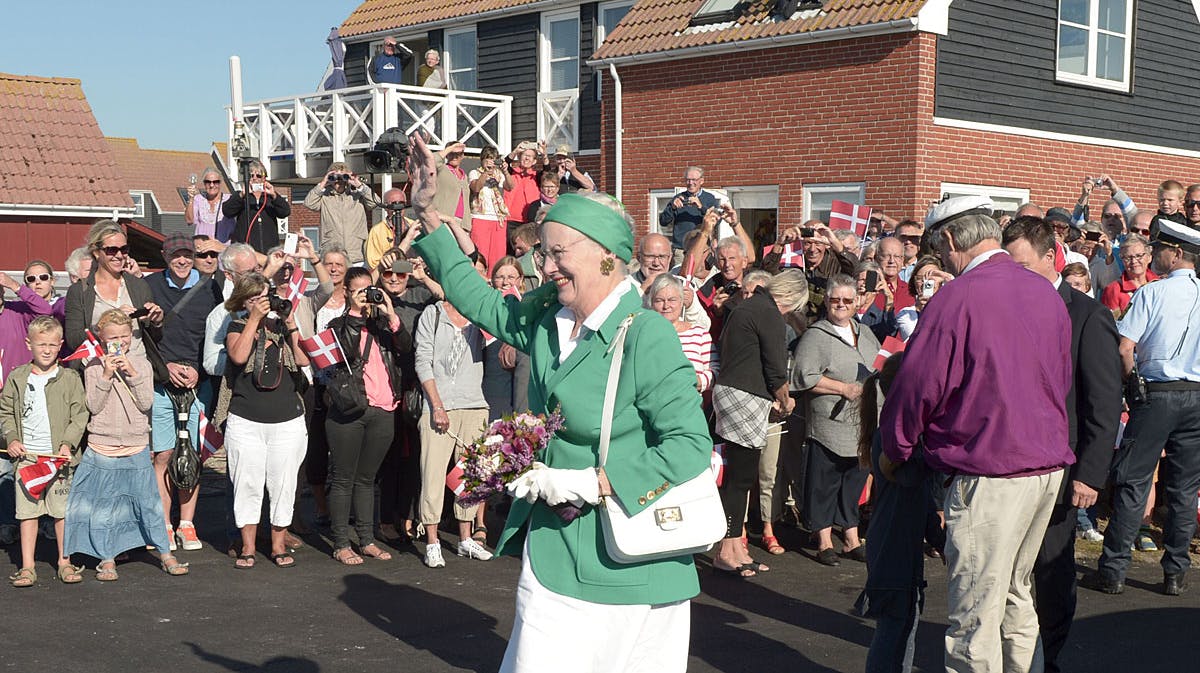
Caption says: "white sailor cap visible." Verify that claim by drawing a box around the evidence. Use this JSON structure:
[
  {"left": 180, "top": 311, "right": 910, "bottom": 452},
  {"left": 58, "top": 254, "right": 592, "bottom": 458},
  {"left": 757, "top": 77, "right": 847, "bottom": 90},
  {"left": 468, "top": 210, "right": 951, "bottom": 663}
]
[
  {"left": 925, "top": 195, "right": 995, "bottom": 230},
  {"left": 1153, "top": 218, "right": 1200, "bottom": 255}
]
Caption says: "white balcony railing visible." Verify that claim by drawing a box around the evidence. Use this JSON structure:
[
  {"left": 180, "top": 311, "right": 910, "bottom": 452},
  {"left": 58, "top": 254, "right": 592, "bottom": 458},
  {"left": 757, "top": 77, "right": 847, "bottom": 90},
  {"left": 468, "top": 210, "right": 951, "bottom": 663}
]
[{"left": 228, "top": 84, "right": 513, "bottom": 178}]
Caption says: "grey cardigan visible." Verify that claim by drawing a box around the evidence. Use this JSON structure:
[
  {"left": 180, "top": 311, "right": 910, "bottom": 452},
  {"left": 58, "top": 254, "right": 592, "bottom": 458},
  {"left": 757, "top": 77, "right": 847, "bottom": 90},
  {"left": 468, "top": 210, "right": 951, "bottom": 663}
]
[
  {"left": 414, "top": 302, "right": 487, "bottom": 411},
  {"left": 793, "top": 319, "right": 880, "bottom": 457}
]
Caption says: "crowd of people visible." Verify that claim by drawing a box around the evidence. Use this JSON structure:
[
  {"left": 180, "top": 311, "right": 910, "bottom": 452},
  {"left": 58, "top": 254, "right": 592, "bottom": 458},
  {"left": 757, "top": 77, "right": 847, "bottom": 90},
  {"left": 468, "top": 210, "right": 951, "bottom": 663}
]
[{"left": 2, "top": 131, "right": 1198, "bottom": 673}]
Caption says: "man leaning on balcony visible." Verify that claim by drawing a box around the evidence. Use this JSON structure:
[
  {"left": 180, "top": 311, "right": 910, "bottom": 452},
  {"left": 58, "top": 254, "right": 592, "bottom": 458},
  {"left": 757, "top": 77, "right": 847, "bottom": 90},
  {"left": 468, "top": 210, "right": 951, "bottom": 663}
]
[{"left": 305, "top": 163, "right": 381, "bottom": 266}]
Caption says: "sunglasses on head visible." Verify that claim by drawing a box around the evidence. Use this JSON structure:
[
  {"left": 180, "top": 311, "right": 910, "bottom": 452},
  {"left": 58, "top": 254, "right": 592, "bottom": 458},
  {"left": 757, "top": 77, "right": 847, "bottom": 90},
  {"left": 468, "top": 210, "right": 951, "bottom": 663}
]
[
  {"left": 101, "top": 245, "right": 130, "bottom": 257},
  {"left": 195, "top": 251, "right": 219, "bottom": 259},
  {"left": 25, "top": 273, "right": 50, "bottom": 283}
]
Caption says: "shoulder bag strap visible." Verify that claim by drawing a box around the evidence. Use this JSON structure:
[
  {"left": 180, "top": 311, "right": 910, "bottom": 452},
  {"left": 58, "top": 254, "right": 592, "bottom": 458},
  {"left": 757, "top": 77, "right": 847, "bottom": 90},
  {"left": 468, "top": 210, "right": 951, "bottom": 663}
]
[
  {"left": 598, "top": 313, "right": 637, "bottom": 468},
  {"left": 161, "top": 277, "right": 214, "bottom": 327}
]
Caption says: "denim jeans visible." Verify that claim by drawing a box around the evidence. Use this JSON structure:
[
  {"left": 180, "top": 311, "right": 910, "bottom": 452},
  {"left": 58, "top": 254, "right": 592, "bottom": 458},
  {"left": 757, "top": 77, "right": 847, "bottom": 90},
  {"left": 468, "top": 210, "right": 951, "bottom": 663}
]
[{"left": 0, "top": 458, "right": 16, "bottom": 527}]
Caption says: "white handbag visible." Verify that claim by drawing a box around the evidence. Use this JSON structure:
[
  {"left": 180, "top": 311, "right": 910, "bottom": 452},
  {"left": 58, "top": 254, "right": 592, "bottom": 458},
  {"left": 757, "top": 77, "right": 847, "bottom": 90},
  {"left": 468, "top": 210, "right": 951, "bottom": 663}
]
[{"left": 596, "top": 314, "right": 727, "bottom": 564}]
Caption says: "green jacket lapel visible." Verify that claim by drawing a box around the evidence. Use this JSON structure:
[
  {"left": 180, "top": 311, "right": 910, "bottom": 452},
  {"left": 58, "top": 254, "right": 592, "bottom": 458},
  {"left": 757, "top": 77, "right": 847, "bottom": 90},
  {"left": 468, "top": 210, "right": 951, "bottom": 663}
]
[{"left": 544, "top": 288, "right": 642, "bottom": 396}]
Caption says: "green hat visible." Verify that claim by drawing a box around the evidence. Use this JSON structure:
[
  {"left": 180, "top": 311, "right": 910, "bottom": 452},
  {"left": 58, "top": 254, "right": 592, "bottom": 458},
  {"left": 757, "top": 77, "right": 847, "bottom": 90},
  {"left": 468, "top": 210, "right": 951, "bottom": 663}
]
[{"left": 542, "top": 193, "right": 634, "bottom": 263}]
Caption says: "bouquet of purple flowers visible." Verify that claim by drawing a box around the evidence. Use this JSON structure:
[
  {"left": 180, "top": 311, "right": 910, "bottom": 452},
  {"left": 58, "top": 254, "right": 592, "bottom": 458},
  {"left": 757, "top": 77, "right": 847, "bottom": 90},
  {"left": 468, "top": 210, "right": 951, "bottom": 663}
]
[{"left": 456, "top": 409, "right": 566, "bottom": 509}]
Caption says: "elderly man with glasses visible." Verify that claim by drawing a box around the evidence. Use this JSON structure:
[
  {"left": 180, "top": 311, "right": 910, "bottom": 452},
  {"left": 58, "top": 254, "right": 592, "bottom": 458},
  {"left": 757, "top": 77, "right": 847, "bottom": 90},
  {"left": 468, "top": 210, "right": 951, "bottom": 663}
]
[{"left": 659, "top": 166, "right": 721, "bottom": 258}]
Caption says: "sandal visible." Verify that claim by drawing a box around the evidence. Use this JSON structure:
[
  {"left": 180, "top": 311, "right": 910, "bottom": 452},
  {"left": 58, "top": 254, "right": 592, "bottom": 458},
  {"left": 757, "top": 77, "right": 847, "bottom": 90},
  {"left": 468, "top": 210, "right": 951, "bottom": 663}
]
[
  {"left": 761, "top": 535, "right": 785, "bottom": 555},
  {"left": 57, "top": 563, "right": 84, "bottom": 584},
  {"left": 234, "top": 554, "right": 256, "bottom": 569},
  {"left": 96, "top": 561, "right": 119, "bottom": 582},
  {"left": 471, "top": 526, "right": 488, "bottom": 545},
  {"left": 270, "top": 553, "right": 297, "bottom": 568},
  {"left": 10, "top": 567, "right": 36, "bottom": 588},
  {"left": 713, "top": 561, "right": 756, "bottom": 578},
  {"left": 359, "top": 543, "right": 392, "bottom": 561},
  {"left": 743, "top": 559, "right": 770, "bottom": 573},
  {"left": 333, "top": 547, "right": 363, "bottom": 566},
  {"left": 161, "top": 555, "right": 190, "bottom": 576}
]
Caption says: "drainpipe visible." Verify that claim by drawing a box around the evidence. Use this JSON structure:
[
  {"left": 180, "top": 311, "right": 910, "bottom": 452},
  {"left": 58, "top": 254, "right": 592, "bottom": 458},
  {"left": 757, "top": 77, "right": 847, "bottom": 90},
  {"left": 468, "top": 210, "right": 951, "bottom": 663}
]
[{"left": 608, "top": 64, "right": 623, "bottom": 201}]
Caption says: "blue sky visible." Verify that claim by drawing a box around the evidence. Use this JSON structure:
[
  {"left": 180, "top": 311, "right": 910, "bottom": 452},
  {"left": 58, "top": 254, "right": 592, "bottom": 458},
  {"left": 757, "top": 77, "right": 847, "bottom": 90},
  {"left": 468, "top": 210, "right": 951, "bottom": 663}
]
[{"left": 6, "top": 1, "right": 348, "bottom": 152}]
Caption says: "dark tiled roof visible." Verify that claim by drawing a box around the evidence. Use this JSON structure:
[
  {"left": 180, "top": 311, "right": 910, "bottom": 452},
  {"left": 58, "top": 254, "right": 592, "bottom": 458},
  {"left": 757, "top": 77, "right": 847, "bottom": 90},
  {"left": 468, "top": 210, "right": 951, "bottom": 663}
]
[
  {"left": 0, "top": 73, "right": 132, "bottom": 209},
  {"left": 340, "top": 0, "right": 543, "bottom": 38},
  {"left": 592, "top": 0, "right": 927, "bottom": 61}
]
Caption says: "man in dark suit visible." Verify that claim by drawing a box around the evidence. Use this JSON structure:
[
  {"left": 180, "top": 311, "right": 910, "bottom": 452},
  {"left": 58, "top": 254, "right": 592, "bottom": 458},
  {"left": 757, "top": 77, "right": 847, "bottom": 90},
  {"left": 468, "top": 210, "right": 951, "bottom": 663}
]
[{"left": 1003, "top": 216, "right": 1123, "bottom": 673}]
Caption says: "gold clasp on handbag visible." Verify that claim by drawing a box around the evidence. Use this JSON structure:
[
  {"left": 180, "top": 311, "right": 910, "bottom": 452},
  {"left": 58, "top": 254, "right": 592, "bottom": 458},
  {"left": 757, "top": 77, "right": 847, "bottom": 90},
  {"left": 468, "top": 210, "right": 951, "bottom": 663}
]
[{"left": 654, "top": 506, "right": 683, "bottom": 529}]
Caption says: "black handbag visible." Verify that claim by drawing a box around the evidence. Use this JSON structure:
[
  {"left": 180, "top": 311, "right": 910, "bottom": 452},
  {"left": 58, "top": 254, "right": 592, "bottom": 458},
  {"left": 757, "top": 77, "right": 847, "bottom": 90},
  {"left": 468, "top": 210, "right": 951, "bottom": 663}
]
[
  {"left": 165, "top": 387, "right": 201, "bottom": 491},
  {"left": 323, "top": 329, "right": 375, "bottom": 417},
  {"left": 401, "top": 386, "right": 424, "bottom": 425}
]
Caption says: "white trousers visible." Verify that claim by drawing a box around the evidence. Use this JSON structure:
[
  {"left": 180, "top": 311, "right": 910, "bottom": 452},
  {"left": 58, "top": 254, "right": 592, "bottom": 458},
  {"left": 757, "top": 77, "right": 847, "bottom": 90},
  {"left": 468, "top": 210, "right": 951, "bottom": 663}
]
[
  {"left": 944, "top": 470, "right": 1063, "bottom": 673},
  {"left": 499, "top": 541, "right": 691, "bottom": 673},
  {"left": 225, "top": 414, "right": 308, "bottom": 528}
]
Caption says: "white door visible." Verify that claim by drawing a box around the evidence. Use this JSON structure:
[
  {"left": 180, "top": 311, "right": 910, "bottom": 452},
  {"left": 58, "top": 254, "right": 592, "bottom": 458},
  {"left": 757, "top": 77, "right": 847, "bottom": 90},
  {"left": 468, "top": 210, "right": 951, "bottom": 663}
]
[{"left": 539, "top": 10, "right": 580, "bottom": 151}]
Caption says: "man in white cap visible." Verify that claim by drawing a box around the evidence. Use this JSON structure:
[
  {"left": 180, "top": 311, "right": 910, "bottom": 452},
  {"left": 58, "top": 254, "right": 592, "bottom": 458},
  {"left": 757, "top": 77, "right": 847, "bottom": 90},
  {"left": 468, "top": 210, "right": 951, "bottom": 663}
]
[
  {"left": 1081, "top": 219, "right": 1200, "bottom": 597},
  {"left": 543, "top": 145, "right": 595, "bottom": 193},
  {"left": 880, "top": 195, "right": 1075, "bottom": 673}
]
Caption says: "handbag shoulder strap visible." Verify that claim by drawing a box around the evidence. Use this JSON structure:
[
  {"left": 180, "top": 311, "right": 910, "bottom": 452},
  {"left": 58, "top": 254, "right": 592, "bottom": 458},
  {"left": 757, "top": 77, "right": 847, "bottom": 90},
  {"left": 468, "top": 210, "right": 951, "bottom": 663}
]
[{"left": 598, "top": 313, "right": 637, "bottom": 468}]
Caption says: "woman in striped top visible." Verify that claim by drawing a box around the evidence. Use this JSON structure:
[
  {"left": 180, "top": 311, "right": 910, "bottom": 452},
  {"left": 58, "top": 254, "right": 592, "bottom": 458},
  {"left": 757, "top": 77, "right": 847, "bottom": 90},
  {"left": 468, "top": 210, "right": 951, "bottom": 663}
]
[{"left": 645, "top": 274, "right": 718, "bottom": 392}]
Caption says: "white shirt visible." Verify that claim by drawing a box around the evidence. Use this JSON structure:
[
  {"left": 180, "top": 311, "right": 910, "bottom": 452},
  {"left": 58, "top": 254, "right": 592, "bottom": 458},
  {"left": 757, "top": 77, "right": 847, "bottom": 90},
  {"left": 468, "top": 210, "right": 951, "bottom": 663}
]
[
  {"left": 961, "top": 248, "right": 1009, "bottom": 275},
  {"left": 22, "top": 370, "right": 55, "bottom": 454},
  {"left": 555, "top": 279, "right": 635, "bottom": 364}
]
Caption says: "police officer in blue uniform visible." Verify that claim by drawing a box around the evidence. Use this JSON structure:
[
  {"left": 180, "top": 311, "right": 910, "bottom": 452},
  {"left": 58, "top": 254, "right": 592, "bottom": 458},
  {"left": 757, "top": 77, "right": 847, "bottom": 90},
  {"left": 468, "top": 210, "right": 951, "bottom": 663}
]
[{"left": 1083, "top": 219, "right": 1200, "bottom": 597}]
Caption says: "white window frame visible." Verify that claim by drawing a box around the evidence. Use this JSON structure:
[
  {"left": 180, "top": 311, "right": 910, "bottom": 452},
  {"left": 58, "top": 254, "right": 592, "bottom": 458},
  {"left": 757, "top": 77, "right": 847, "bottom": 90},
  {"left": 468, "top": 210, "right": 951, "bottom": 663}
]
[
  {"left": 939, "top": 182, "right": 1030, "bottom": 215},
  {"left": 444, "top": 26, "right": 478, "bottom": 91},
  {"left": 1055, "top": 0, "right": 1134, "bottom": 92},
  {"left": 595, "top": 1, "right": 634, "bottom": 100},
  {"left": 649, "top": 188, "right": 682, "bottom": 236},
  {"left": 539, "top": 8, "right": 582, "bottom": 150},
  {"left": 129, "top": 191, "right": 147, "bottom": 219},
  {"left": 802, "top": 182, "right": 866, "bottom": 224},
  {"left": 301, "top": 226, "right": 320, "bottom": 272}
]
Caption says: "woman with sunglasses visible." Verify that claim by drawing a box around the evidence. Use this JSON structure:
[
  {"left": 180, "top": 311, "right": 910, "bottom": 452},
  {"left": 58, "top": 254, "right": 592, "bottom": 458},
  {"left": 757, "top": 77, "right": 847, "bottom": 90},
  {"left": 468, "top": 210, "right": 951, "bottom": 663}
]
[
  {"left": 0, "top": 268, "right": 54, "bottom": 385},
  {"left": 794, "top": 274, "right": 880, "bottom": 566},
  {"left": 64, "top": 220, "right": 164, "bottom": 359},
  {"left": 186, "top": 169, "right": 236, "bottom": 243},
  {"left": 223, "top": 161, "right": 290, "bottom": 255}
]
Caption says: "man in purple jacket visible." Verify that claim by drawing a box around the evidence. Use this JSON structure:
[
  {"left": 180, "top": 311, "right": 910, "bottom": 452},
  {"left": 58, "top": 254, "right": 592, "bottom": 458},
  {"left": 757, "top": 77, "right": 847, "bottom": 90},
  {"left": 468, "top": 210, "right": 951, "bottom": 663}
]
[{"left": 880, "top": 196, "right": 1075, "bottom": 673}]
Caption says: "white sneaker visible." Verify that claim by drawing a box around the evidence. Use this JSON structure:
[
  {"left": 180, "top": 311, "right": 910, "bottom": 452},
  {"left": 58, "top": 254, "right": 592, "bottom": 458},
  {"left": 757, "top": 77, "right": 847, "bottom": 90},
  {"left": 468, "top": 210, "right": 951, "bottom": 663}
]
[
  {"left": 1080, "top": 528, "right": 1104, "bottom": 542},
  {"left": 457, "top": 538, "right": 493, "bottom": 561},
  {"left": 175, "top": 523, "right": 203, "bottom": 551},
  {"left": 424, "top": 543, "right": 446, "bottom": 568}
]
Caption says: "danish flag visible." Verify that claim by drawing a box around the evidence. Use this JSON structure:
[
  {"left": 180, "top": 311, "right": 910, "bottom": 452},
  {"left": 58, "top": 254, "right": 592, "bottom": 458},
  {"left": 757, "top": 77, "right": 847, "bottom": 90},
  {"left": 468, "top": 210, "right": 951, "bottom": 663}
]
[
  {"left": 829, "top": 200, "right": 872, "bottom": 237},
  {"left": 446, "top": 460, "right": 467, "bottom": 496},
  {"left": 711, "top": 444, "right": 726, "bottom": 487},
  {"left": 286, "top": 265, "right": 309, "bottom": 304},
  {"left": 299, "top": 328, "right": 346, "bottom": 370},
  {"left": 63, "top": 329, "right": 104, "bottom": 362},
  {"left": 18, "top": 455, "right": 68, "bottom": 500},
  {"left": 873, "top": 335, "right": 907, "bottom": 370},
  {"left": 197, "top": 411, "right": 224, "bottom": 464},
  {"left": 777, "top": 242, "right": 805, "bottom": 269}
]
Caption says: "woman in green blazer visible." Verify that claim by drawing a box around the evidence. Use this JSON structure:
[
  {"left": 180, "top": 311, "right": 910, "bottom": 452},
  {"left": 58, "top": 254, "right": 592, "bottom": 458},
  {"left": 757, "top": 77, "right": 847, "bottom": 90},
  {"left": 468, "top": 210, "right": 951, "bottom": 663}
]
[{"left": 408, "top": 136, "right": 712, "bottom": 673}]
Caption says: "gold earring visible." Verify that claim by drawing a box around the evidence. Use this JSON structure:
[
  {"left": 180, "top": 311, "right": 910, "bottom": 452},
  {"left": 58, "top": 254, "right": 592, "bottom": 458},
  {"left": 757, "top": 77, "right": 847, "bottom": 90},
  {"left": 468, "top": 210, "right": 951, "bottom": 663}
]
[{"left": 600, "top": 257, "right": 615, "bottom": 276}]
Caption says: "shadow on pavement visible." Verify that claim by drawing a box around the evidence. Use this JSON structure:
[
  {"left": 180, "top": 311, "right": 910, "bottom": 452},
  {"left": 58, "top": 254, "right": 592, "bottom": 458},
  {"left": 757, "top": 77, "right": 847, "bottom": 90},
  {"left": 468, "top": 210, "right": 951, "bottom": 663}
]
[
  {"left": 1062, "top": 606, "right": 1200, "bottom": 672},
  {"left": 339, "top": 573, "right": 507, "bottom": 672},
  {"left": 187, "top": 642, "right": 321, "bottom": 672}
]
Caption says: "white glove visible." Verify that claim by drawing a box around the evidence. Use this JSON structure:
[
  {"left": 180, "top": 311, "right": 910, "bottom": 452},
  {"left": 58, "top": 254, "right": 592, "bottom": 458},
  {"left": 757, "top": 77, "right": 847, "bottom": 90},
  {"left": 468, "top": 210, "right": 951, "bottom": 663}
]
[
  {"left": 535, "top": 468, "right": 602, "bottom": 507},
  {"left": 507, "top": 463, "right": 548, "bottom": 503}
]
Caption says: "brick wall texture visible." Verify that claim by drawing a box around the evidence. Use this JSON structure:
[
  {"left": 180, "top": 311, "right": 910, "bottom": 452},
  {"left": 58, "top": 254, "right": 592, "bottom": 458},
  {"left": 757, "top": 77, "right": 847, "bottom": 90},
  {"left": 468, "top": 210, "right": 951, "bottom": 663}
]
[{"left": 600, "top": 32, "right": 1200, "bottom": 240}]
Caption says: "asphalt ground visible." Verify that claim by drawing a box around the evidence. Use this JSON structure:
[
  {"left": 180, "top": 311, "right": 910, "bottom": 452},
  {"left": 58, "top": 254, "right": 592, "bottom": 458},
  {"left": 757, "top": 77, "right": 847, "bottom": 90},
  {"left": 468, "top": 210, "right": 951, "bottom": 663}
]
[{"left": 3, "top": 478, "right": 1197, "bottom": 673}]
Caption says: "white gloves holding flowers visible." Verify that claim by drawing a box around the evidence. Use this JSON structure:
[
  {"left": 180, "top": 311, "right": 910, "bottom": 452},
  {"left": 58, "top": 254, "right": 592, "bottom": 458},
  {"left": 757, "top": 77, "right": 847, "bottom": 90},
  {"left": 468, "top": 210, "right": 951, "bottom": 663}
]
[{"left": 507, "top": 463, "right": 601, "bottom": 507}]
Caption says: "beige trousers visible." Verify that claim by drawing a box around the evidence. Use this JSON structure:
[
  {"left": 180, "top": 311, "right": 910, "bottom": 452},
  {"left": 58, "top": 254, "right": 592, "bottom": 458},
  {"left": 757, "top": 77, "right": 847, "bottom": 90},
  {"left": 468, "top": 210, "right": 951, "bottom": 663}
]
[
  {"left": 418, "top": 408, "right": 489, "bottom": 526},
  {"left": 756, "top": 424, "right": 786, "bottom": 521},
  {"left": 944, "top": 469, "right": 1063, "bottom": 673}
]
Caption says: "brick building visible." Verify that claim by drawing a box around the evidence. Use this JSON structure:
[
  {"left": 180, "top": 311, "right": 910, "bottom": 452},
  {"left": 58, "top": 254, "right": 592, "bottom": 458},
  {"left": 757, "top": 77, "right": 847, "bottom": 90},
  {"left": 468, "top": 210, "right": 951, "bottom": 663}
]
[
  {"left": 0, "top": 73, "right": 164, "bottom": 274},
  {"left": 589, "top": 0, "right": 1200, "bottom": 241}
]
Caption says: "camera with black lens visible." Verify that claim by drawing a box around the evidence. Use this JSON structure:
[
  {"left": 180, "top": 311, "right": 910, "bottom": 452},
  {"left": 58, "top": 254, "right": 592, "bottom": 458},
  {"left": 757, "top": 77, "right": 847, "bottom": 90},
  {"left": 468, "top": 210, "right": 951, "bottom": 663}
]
[
  {"left": 722, "top": 281, "right": 741, "bottom": 295},
  {"left": 364, "top": 287, "right": 386, "bottom": 304},
  {"left": 268, "top": 294, "right": 292, "bottom": 316}
]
